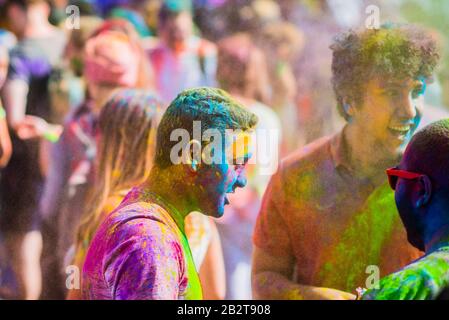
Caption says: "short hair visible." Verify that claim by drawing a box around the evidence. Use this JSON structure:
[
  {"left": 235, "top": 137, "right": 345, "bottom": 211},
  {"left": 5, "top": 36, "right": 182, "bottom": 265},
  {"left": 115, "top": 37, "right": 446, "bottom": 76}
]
[
  {"left": 404, "top": 119, "right": 449, "bottom": 189},
  {"left": 331, "top": 24, "right": 440, "bottom": 121},
  {"left": 158, "top": 0, "right": 192, "bottom": 24},
  {"left": 154, "top": 87, "right": 258, "bottom": 168}
]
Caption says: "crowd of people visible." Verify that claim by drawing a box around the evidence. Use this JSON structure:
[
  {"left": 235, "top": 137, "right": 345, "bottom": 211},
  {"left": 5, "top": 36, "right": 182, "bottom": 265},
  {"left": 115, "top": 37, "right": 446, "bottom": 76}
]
[{"left": 0, "top": 0, "right": 448, "bottom": 300}]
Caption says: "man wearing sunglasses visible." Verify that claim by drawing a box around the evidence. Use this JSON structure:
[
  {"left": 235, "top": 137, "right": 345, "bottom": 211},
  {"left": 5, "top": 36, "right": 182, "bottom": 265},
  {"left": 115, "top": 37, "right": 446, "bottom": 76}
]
[
  {"left": 362, "top": 120, "right": 449, "bottom": 300},
  {"left": 252, "top": 24, "right": 441, "bottom": 300}
]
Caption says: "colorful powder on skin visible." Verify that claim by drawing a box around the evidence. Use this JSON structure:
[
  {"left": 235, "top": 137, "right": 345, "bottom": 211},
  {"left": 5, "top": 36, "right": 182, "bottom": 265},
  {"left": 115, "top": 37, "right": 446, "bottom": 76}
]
[
  {"left": 317, "top": 183, "right": 399, "bottom": 291},
  {"left": 364, "top": 247, "right": 449, "bottom": 300}
]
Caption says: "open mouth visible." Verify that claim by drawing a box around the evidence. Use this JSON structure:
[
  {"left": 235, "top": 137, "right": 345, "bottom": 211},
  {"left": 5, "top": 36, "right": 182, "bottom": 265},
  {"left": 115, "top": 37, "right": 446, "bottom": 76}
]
[
  {"left": 224, "top": 189, "right": 236, "bottom": 206},
  {"left": 388, "top": 125, "right": 412, "bottom": 139}
]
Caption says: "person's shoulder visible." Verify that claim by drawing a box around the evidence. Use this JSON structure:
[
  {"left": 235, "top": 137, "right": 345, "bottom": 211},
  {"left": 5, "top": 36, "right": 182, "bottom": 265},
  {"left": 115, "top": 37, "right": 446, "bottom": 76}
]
[
  {"left": 61, "top": 108, "right": 95, "bottom": 144},
  {"left": 263, "top": 135, "right": 335, "bottom": 202},
  {"left": 195, "top": 37, "right": 217, "bottom": 56},
  {"left": 8, "top": 41, "right": 27, "bottom": 59},
  {"left": 42, "top": 27, "right": 67, "bottom": 50},
  {"left": 147, "top": 40, "right": 166, "bottom": 55},
  {"left": 95, "top": 201, "right": 185, "bottom": 265},
  {"left": 106, "top": 201, "right": 178, "bottom": 237},
  {"left": 250, "top": 102, "right": 280, "bottom": 126},
  {"left": 280, "top": 135, "right": 334, "bottom": 174},
  {"left": 199, "top": 38, "right": 216, "bottom": 51}
]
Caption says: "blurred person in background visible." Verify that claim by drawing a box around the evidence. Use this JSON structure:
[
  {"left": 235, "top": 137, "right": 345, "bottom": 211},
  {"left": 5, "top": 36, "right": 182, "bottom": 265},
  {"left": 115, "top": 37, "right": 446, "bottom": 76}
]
[
  {"left": 0, "top": 0, "right": 66, "bottom": 300},
  {"left": 0, "top": 23, "right": 17, "bottom": 52},
  {"left": 0, "top": 47, "right": 12, "bottom": 169},
  {"left": 148, "top": 0, "right": 217, "bottom": 103},
  {"left": 48, "top": 15, "right": 103, "bottom": 128},
  {"left": 93, "top": 0, "right": 153, "bottom": 38},
  {"left": 67, "top": 89, "right": 225, "bottom": 300},
  {"left": 0, "top": 46, "right": 13, "bottom": 299},
  {"left": 0, "top": 45, "right": 11, "bottom": 297},
  {"left": 193, "top": 0, "right": 281, "bottom": 41},
  {"left": 43, "top": 14, "right": 104, "bottom": 180},
  {"left": 216, "top": 33, "right": 281, "bottom": 299},
  {"left": 257, "top": 22, "right": 304, "bottom": 155},
  {"left": 39, "top": 21, "right": 153, "bottom": 299},
  {"left": 281, "top": 0, "right": 343, "bottom": 148}
]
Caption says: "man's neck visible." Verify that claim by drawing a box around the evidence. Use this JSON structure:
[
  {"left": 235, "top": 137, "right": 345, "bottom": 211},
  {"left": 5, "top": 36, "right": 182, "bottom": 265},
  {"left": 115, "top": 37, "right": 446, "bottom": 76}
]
[
  {"left": 344, "top": 124, "right": 400, "bottom": 186},
  {"left": 425, "top": 223, "right": 449, "bottom": 254},
  {"left": 141, "top": 167, "right": 193, "bottom": 230},
  {"left": 23, "top": 17, "right": 54, "bottom": 39}
]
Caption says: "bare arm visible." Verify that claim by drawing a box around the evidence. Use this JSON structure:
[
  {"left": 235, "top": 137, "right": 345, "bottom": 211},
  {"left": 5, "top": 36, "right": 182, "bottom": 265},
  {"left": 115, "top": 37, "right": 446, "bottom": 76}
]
[
  {"left": 0, "top": 115, "right": 12, "bottom": 168},
  {"left": 3, "top": 79, "right": 28, "bottom": 130},
  {"left": 3, "top": 79, "right": 59, "bottom": 140},
  {"left": 252, "top": 246, "right": 356, "bottom": 300},
  {"left": 198, "top": 221, "right": 226, "bottom": 300}
]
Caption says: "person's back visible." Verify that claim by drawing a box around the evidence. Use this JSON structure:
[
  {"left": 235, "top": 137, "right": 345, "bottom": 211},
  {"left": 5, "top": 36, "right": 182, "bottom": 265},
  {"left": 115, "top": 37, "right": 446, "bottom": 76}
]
[
  {"left": 83, "top": 188, "right": 202, "bottom": 300},
  {"left": 70, "top": 192, "right": 216, "bottom": 300}
]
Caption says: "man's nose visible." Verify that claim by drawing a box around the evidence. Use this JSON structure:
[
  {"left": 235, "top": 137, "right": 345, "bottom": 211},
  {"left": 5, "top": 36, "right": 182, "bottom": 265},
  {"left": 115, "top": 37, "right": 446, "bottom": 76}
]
[
  {"left": 397, "top": 95, "right": 417, "bottom": 120},
  {"left": 235, "top": 172, "right": 247, "bottom": 189}
]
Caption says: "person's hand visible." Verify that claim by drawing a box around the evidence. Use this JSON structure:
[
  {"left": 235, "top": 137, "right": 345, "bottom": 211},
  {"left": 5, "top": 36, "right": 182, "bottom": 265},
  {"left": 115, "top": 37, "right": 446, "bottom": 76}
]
[
  {"left": 362, "top": 265, "right": 443, "bottom": 300},
  {"left": 15, "top": 115, "right": 49, "bottom": 140},
  {"left": 308, "top": 287, "right": 356, "bottom": 300},
  {"left": 15, "top": 115, "right": 62, "bottom": 141}
]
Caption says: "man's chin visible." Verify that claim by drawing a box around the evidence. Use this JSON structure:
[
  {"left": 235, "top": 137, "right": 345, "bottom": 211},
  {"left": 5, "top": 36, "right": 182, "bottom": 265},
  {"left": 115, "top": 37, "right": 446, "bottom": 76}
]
[
  {"left": 407, "top": 233, "right": 425, "bottom": 252},
  {"left": 200, "top": 205, "right": 225, "bottom": 219}
]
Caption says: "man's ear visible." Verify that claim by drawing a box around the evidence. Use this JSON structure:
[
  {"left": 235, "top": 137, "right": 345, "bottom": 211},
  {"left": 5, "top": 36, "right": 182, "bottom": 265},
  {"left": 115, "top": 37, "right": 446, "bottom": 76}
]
[
  {"left": 415, "top": 175, "right": 432, "bottom": 208},
  {"left": 343, "top": 99, "right": 355, "bottom": 118},
  {"left": 184, "top": 139, "right": 202, "bottom": 173}
]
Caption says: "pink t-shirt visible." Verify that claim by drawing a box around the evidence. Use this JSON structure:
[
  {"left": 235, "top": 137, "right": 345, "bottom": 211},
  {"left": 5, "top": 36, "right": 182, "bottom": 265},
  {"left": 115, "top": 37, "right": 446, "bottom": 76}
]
[{"left": 82, "top": 188, "right": 203, "bottom": 300}]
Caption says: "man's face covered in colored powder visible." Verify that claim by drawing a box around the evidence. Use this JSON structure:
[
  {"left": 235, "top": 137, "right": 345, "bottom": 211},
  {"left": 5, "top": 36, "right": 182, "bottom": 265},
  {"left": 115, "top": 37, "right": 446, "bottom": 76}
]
[
  {"left": 353, "top": 76, "right": 426, "bottom": 158},
  {"left": 193, "top": 131, "right": 253, "bottom": 218}
]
